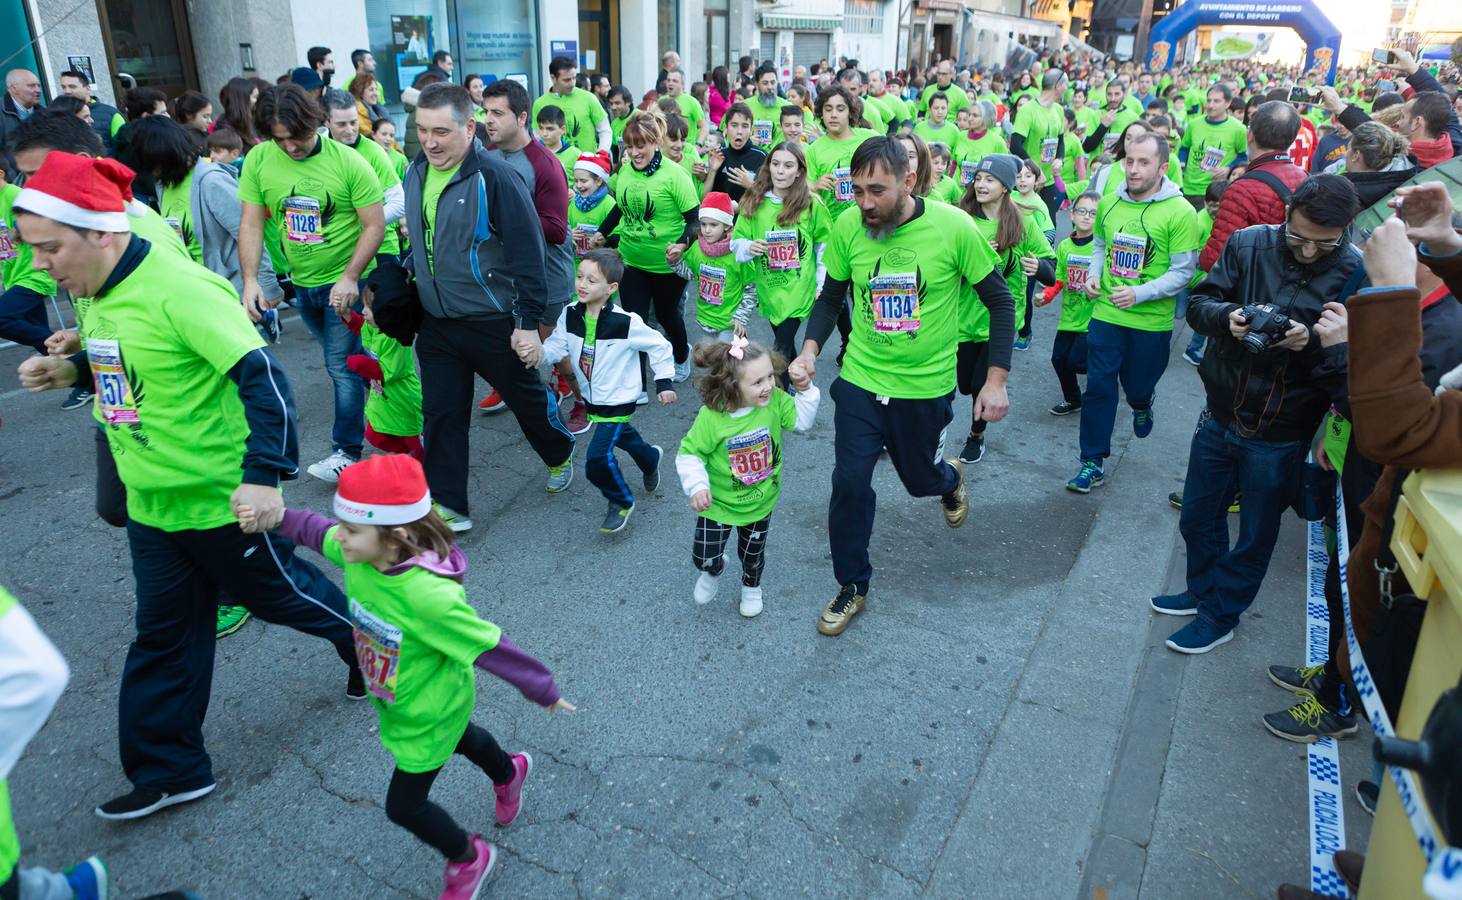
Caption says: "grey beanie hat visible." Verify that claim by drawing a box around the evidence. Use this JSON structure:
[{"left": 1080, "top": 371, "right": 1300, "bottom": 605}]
[{"left": 975, "top": 153, "right": 1020, "bottom": 191}]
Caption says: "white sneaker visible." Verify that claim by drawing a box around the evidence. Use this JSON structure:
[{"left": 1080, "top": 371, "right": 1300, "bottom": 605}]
[
  {"left": 673, "top": 358, "right": 692, "bottom": 382},
  {"left": 739, "top": 585, "right": 764, "bottom": 618},
  {"left": 636, "top": 390, "right": 650, "bottom": 406},
  {"left": 694, "top": 569, "right": 720, "bottom": 605},
  {"left": 307, "top": 450, "right": 357, "bottom": 483}
]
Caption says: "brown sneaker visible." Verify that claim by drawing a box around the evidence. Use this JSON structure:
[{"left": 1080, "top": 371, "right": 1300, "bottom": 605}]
[
  {"left": 817, "top": 585, "right": 866, "bottom": 636},
  {"left": 941, "top": 459, "right": 968, "bottom": 528}
]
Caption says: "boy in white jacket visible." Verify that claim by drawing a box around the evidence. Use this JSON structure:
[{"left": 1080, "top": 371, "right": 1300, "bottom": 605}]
[{"left": 542, "top": 249, "right": 678, "bottom": 534}]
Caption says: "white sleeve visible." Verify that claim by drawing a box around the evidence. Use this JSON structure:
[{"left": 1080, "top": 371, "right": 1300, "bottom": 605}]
[
  {"left": 676, "top": 452, "right": 711, "bottom": 496},
  {"left": 382, "top": 182, "right": 406, "bottom": 224},
  {"left": 540, "top": 308, "right": 572, "bottom": 365},
  {"left": 0, "top": 604, "right": 69, "bottom": 780},
  {"left": 596, "top": 118, "right": 613, "bottom": 153},
  {"left": 627, "top": 311, "right": 676, "bottom": 382},
  {"left": 731, "top": 237, "right": 756, "bottom": 262},
  {"left": 671, "top": 258, "right": 694, "bottom": 281},
  {"left": 792, "top": 384, "right": 821, "bottom": 432}
]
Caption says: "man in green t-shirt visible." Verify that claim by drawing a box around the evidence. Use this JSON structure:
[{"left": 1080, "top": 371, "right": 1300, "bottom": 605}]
[
  {"left": 790, "top": 137, "right": 1014, "bottom": 638},
  {"left": 1069, "top": 131, "right": 1200, "bottom": 493},
  {"left": 1011, "top": 68, "right": 1069, "bottom": 221},
  {"left": 1178, "top": 83, "right": 1247, "bottom": 204},
  {"left": 665, "top": 70, "right": 709, "bottom": 144},
  {"left": 1092, "top": 79, "right": 1141, "bottom": 160},
  {"left": 323, "top": 89, "right": 405, "bottom": 263},
  {"left": 532, "top": 55, "right": 610, "bottom": 155},
  {"left": 919, "top": 60, "right": 972, "bottom": 119},
  {"left": 239, "top": 84, "right": 386, "bottom": 484},
  {"left": 866, "top": 69, "right": 910, "bottom": 128},
  {"left": 14, "top": 151, "right": 359, "bottom": 822}
]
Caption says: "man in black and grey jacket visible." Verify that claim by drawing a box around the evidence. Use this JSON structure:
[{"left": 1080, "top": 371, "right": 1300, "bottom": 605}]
[
  {"left": 403, "top": 82, "right": 575, "bottom": 532},
  {"left": 1155, "top": 175, "right": 1365, "bottom": 656}
]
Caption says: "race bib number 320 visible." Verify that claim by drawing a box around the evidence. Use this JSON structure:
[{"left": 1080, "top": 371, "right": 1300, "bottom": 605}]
[
  {"left": 727, "top": 426, "right": 773, "bottom": 486},
  {"left": 1066, "top": 254, "right": 1091, "bottom": 293},
  {"left": 350, "top": 600, "right": 402, "bottom": 704},
  {"left": 1109, "top": 232, "right": 1147, "bottom": 280},
  {"left": 85, "top": 337, "right": 140, "bottom": 424},
  {"left": 765, "top": 230, "right": 799, "bottom": 271},
  {"left": 283, "top": 196, "right": 323, "bottom": 244},
  {"left": 869, "top": 272, "right": 920, "bottom": 333}
]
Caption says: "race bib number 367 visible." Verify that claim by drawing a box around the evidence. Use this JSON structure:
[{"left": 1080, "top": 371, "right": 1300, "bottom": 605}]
[
  {"left": 86, "top": 337, "right": 140, "bottom": 425},
  {"left": 283, "top": 196, "right": 323, "bottom": 244},
  {"left": 869, "top": 272, "right": 920, "bottom": 333},
  {"left": 727, "top": 426, "right": 773, "bottom": 486},
  {"left": 350, "top": 600, "right": 402, "bottom": 704},
  {"left": 1109, "top": 232, "right": 1147, "bottom": 280}
]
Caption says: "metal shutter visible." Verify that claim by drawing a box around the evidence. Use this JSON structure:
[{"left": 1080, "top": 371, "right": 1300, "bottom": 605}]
[
  {"left": 760, "top": 30, "right": 776, "bottom": 65},
  {"left": 792, "top": 32, "right": 830, "bottom": 70}
]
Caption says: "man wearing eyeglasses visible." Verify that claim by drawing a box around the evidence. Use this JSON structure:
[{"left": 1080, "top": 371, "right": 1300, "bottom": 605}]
[{"left": 1153, "top": 174, "right": 1366, "bottom": 657}]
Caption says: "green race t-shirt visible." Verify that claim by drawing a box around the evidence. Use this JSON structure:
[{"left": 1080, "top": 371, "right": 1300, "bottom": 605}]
[
  {"left": 805, "top": 131, "right": 875, "bottom": 222},
  {"left": 568, "top": 194, "right": 616, "bottom": 268},
  {"left": 158, "top": 172, "right": 202, "bottom": 263},
  {"left": 1012, "top": 99, "right": 1067, "bottom": 183},
  {"left": 746, "top": 96, "right": 784, "bottom": 152},
  {"left": 682, "top": 241, "right": 749, "bottom": 331},
  {"left": 83, "top": 244, "right": 266, "bottom": 531},
  {"left": 912, "top": 119, "right": 963, "bottom": 157},
  {"left": 549, "top": 140, "right": 579, "bottom": 182},
  {"left": 0, "top": 184, "right": 57, "bottom": 297},
  {"left": 320, "top": 530, "right": 501, "bottom": 772},
  {"left": 352, "top": 135, "right": 403, "bottom": 256},
  {"left": 677, "top": 390, "right": 797, "bottom": 525},
  {"left": 825, "top": 200, "right": 998, "bottom": 398},
  {"left": 860, "top": 98, "right": 886, "bottom": 134},
  {"left": 237, "top": 137, "right": 382, "bottom": 288},
  {"left": 1092, "top": 192, "right": 1201, "bottom": 332},
  {"left": 732, "top": 194, "right": 830, "bottom": 324},
  {"left": 360, "top": 320, "right": 422, "bottom": 437},
  {"left": 1180, "top": 115, "right": 1247, "bottom": 196},
  {"left": 613, "top": 158, "right": 700, "bottom": 274},
  {"left": 918, "top": 83, "right": 972, "bottom": 118},
  {"left": 957, "top": 130, "right": 1008, "bottom": 186},
  {"left": 533, "top": 87, "right": 609, "bottom": 154},
  {"left": 1053, "top": 235, "right": 1097, "bottom": 332},
  {"left": 962, "top": 211, "right": 1053, "bottom": 339},
  {"left": 420, "top": 162, "right": 461, "bottom": 266},
  {"left": 1093, "top": 107, "right": 1140, "bottom": 159},
  {"left": 387, "top": 146, "right": 408, "bottom": 182},
  {"left": 673, "top": 93, "right": 706, "bottom": 138},
  {"left": 932, "top": 175, "right": 964, "bottom": 205}
]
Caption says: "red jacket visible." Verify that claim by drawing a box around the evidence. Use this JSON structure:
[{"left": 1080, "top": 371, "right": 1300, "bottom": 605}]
[{"left": 1198, "top": 151, "right": 1307, "bottom": 273}]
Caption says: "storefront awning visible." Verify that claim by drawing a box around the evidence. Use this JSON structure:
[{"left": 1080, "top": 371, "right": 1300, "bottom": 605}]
[{"left": 759, "top": 14, "right": 841, "bottom": 30}]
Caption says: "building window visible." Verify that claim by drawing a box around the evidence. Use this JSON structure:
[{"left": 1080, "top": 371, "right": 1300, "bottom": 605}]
[
  {"left": 659, "top": 0, "right": 680, "bottom": 59},
  {"left": 843, "top": 0, "right": 883, "bottom": 35},
  {"left": 456, "top": 0, "right": 539, "bottom": 91}
]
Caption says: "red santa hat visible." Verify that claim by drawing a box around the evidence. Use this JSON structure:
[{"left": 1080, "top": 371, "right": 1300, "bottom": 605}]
[
  {"left": 14, "top": 152, "right": 135, "bottom": 233},
  {"left": 333, "top": 454, "right": 433, "bottom": 526},
  {"left": 699, "top": 191, "right": 735, "bottom": 227},
  {"left": 574, "top": 150, "right": 612, "bottom": 183}
]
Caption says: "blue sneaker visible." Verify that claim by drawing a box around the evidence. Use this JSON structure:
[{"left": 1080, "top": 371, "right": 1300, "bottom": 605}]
[
  {"left": 1165, "top": 619, "right": 1234, "bottom": 655},
  {"left": 1013, "top": 335, "right": 1032, "bottom": 351},
  {"left": 64, "top": 856, "right": 109, "bottom": 900},
  {"left": 1182, "top": 346, "right": 1203, "bottom": 367},
  {"left": 1132, "top": 408, "right": 1154, "bottom": 438},
  {"left": 1150, "top": 592, "right": 1198, "bottom": 616},
  {"left": 1065, "top": 460, "right": 1105, "bottom": 493}
]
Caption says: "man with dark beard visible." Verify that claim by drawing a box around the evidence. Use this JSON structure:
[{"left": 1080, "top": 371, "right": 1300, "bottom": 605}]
[{"left": 789, "top": 137, "right": 1014, "bottom": 637}]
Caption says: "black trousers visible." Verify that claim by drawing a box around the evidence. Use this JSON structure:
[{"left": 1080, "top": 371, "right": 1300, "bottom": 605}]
[
  {"left": 95, "top": 425, "right": 128, "bottom": 527},
  {"left": 1018, "top": 277, "right": 1037, "bottom": 339},
  {"left": 1051, "top": 330, "right": 1089, "bottom": 404},
  {"left": 693, "top": 515, "right": 771, "bottom": 587},
  {"left": 771, "top": 317, "right": 802, "bottom": 389},
  {"left": 618, "top": 266, "right": 689, "bottom": 364},
  {"left": 385, "top": 723, "right": 515, "bottom": 859},
  {"left": 956, "top": 340, "right": 992, "bottom": 436},
  {"left": 417, "top": 314, "right": 575, "bottom": 515}
]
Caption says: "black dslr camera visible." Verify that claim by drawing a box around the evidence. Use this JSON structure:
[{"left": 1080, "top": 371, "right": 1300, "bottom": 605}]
[{"left": 1238, "top": 303, "right": 1293, "bottom": 353}]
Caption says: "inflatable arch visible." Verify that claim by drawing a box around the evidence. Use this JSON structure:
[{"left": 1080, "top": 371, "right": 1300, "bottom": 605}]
[{"left": 1147, "top": 0, "right": 1342, "bottom": 84}]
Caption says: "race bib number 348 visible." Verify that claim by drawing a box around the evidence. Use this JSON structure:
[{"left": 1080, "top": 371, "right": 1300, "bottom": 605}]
[{"left": 870, "top": 272, "right": 920, "bottom": 333}]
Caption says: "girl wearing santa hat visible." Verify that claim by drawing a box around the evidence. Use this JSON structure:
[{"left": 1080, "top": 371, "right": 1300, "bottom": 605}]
[
  {"left": 240, "top": 454, "right": 575, "bottom": 900},
  {"left": 669, "top": 191, "right": 756, "bottom": 342},
  {"left": 568, "top": 150, "right": 616, "bottom": 268}
]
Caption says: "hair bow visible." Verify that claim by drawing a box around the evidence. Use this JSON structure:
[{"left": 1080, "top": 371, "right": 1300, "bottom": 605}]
[{"left": 728, "top": 335, "right": 749, "bottom": 360}]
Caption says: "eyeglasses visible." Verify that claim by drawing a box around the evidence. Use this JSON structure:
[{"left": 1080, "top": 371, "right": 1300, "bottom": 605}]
[
  {"left": 1284, "top": 229, "right": 1345, "bottom": 251},
  {"left": 1071, "top": 207, "right": 1097, "bottom": 217}
]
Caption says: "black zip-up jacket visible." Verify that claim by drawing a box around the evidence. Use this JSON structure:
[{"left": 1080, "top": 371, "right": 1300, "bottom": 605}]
[{"left": 1188, "top": 223, "right": 1365, "bottom": 442}]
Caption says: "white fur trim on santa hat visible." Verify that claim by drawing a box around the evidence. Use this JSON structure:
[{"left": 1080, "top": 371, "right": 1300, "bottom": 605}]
[
  {"left": 14, "top": 188, "right": 130, "bottom": 232},
  {"left": 574, "top": 155, "right": 611, "bottom": 181},
  {"left": 333, "top": 488, "right": 434, "bottom": 526},
  {"left": 699, "top": 207, "right": 734, "bottom": 227}
]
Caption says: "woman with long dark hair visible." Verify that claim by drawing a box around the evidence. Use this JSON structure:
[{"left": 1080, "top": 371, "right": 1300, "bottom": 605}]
[
  {"left": 218, "top": 76, "right": 260, "bottom": 147},
  {"left": 708, "top": 65, "right": 732, "bottom": 126},
  {"left": 170, "top": 90, "right": 213, "bottom": 135}
]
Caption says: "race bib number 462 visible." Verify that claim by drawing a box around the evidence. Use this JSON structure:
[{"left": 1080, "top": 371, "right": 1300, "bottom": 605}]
[
  {"left": 727, "top": 426, "right": 773, "bottom": 486},
  {"left": 765, "top": 230, "right": 800, "bottom": 271},
  {"left": 869, "top": 272, "right": 920, "bottom": 333},
  {"left": 86, "top": 337, "right": 139, "bottom": 425},
  {"left": 283, "top": 196, "right": 323, "bottom": 244},
  {"left": 350, "top": 600, "right": 402, "bottom": 704}
]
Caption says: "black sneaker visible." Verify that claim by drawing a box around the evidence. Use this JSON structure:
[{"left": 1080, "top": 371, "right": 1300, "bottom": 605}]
[
  {"left": 61, "top": 386, "right": 93, "bottom": 410},
  {"left": 346, "top": 665, "right": 368, "bottom": 700},
  {"left": 958, "top": 434, "right": 985, "bottom": 464},
  {"left": 644, "top": 445, "right": 663, "bottom": 492},
  {"left": 95, "top": 783, "right": 216, "bottom": 820},
  {"left": 1355, "top": 781, "right": 1378, "bottom": 816},
  {"left": 1049, "top": 401, "right": 1081, "bottom": 416},
  {"left": 1261, "top": 694, "right": 1359, "bottom": 743},
  {"left": 1267, "top": 662, "right": 1327, "bottom": 695}
]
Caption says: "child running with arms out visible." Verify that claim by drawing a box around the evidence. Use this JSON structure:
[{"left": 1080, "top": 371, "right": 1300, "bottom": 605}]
[
  {"left": 1038, "top": 191, "right": 1100, "bottom": 416},
  {"left": 671, "top": 192, "right": 757, "bottom": 342},
  {"left": 341, "top": 282, "right": 424, "bottom": 460},
  {"left": 239, "top": 455, "right": 574, "bottom": 900},
  {"left": 542, "top": 248, "right": 678, "bottom": 534},
  {"left": 677, "top": 339, "right": 819, "bottom": 617}
]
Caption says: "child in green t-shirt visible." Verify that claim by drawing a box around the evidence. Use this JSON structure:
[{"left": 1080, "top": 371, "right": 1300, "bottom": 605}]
[
  {"left": 534, "top": 105, "right": 578, "bottom": 182},
  {"left": 671, "top": 192, "right": 756, "bottom": 340},
  {"left": 927, "top": 142, "right": 963, "bottom": 204},
  {"left": 343, "top": 286, "right": 424, "bottom": 460},
  {"left": 1013, "top": 158, "right": 1056, "bottom": 350},
  {"left": 568, "top": 150, "right": 616, "bottom": 267},
  {"left": 256, "top": 454, "right": 574, "bottom": 900},
  {"left": 1038, "top": 191, "right": 1100, "bottom": 416},
  {"left": 677, "top": 338, "right": 820, "bottom": 617}
]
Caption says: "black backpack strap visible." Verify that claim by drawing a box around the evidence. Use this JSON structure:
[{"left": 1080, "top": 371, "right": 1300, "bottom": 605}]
[{"left": 1238, "top": 168, "right": 1294, "bottom": 205}]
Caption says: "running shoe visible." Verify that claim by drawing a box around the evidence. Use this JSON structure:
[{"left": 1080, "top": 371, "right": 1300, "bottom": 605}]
[
  {"left": 307, "top": 450, "right": 357, "bottom": 483},
  {"left": 1183, "top": 346, "right": 1203, "bottom": 367},
  {"left": 1335, "top": 849, "right": 1365, "bottom": 891},
  {"left": 546, "top": 460, "right": 575, "bottom": 493},
  {"left": 63, "top": 856, "right": 109, "bottom": 900},
  {"left": 1355, "top": 783, "right": 1378, "bottom": 817},
  {"left": 1262, "top": 693, "right": 1359, "bottom": 743},
  {"left": 1013, "top": 335, "right": 1031, "bottom": 351},
  {"left": 552, "top": 372, "right": 574, "bottom": 404},
  {"left": 1132, "top": 407, "right": 1154, "bottom": 438},
  {"left": 433, "top": 502, "right": 473, "bottom": 533},
  {"left": 740, "top": 585, "right": 764, "bottom": 618},
  {"left": 957, "top": 434, "right": 985, "bottom": 464},
  {"left": 694, "top": 568, "right": 721, "bottom": 605},
  {"left": 673, "top": 358, "right": 693, "bottom": 382},
  {"left": 1167, "top": 491, "right": 1241, "bottom": 514},
  {"left": 440, "top": 834, "right": 496, "bottom": 900},
  {"left": 1049, "top": 400, "right": 1081, "bottom": 416},
  {"left": 600, "top": 502, "right": 633, "bottom": 533},
  {"left": 1066, "top": 460, "right": 1105, "bottom": 493},
  {"left": 1150, "top": 592, "right": 1198, "bottom": 616},
  {"left": 493, "top": 753, "right": 533, "bottom": 826},
  {"left": 941, "top": 459, "right": 968, "bottom": 528},
  {"left": 215, "top": 606, "right": 251, "bottom": 638},
  {"left": 1164, "top": 619, "right": 1233, "bottom": 655},
  {"left": 477, "top": 389, "right": 506, "bottom": 413},
  {"left": 346, "top": 665, "right": 368, "bottom": 700},
  {"left": 257, "top": 307, "right": 281, "bottom": 344},
  {"left": 1268, "top": 662, "right": 1327, "bottom": 695},
  {"left": 95, "top": 783, "right": 216, "bottom": 820},
  {"left": 636, "top": 391, "right": 650, "bottom": 406},
  {"left": 817, "top": 585, "right": 866, "bottom": 636},
  {"left": 61, "top": 386, "right": 93, "bottom": 410},
  {"left": 565, "top": 400, "right": 590, "bottom": 435},
  {"left": 643, "top": 445, "right": 663, "bottom": 492}
]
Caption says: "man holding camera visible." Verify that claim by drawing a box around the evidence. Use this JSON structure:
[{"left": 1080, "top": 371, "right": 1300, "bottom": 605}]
[{"left": 1155, "top": 175, "right": 1365, "bottom": 654}]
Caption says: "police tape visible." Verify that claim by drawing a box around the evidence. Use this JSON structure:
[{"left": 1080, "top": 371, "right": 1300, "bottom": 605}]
[
  {"left": 1305, "top": 519, "right": 1349, "bottom": 898},
  {"left": 1334, "top": 486, "right": 1462, "bottom": 899}
]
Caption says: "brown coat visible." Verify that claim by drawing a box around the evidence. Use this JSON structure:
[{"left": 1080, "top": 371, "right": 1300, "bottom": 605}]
[{"left": 1342, "top": 249, "right": 1462, "bottom": 668}]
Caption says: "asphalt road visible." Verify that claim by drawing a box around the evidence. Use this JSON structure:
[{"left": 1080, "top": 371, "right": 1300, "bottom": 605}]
[{"left": 0, "top": 294, "right": 1374, "bottom": 898}]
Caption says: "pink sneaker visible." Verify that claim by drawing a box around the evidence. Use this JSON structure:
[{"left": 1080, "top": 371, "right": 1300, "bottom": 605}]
[
  {"left": 439, "top": 834, "right": 496, "bottom": 900},
  {"left": 493, "top": 752, "right": 532, "bottom": 826}
]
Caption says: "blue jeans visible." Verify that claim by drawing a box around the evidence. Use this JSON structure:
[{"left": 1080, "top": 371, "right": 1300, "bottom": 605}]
[
  {"left": 1078, "top": 318, "right": 1172, "bottom": 461},
  {"left": 585, "top": 420, "right": 659, "bottom": 507},
  {"left": 1180, "top": 414, "right": 1306, "bottom": 632},
  {"left": 293, "top": 282, "right": 365, "bottom": 458}
]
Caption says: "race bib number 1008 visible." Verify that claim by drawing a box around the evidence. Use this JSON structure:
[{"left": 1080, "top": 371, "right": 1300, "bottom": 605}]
[{"left": 1109, "top": 232, "right": 1147, "bottom": 280}]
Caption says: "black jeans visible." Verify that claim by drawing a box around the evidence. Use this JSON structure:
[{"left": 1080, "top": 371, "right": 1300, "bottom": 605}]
[
  {"left": 385, "top": 723, "right": 515, "bottom": 859},
  {"left": 1051, "top": 331, "right": 1089, "bottom": 404},
  {"left": 95, "top": 425, "right": 128, "bottom": 527},
  {"left": 417, "top": 314, "right": 575, "bottom": 515},
  {"left": 618, "top": 266, "right": 689, "bottom": 364},
  {"left": 1018, "top": 278, "right": 1036, "bottom": 339},
  {"left": 693, "top": 515, "right": 771, "bottom": 587},
  {"left": 771, "top": 317, "right": 802, "bottom": 390}
]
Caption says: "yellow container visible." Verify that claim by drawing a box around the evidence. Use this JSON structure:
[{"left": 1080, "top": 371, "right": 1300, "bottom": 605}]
[{"left": 1359, "top": 468, "right": 1462, "bottom": 899}]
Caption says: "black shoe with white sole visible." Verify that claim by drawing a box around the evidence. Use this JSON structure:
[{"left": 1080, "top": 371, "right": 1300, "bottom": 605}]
[
  {"left": 644, "top": 445, "right": 663, "bottom": 492},
  {"left": 95, "top": 783, "right": 216, "bottom": 820},
  {"left": 958, "top": 434, "right": 985, "bottom": 464},
  {"left": 1049, "top": 400, "right": 1081, "bottom": 416},
  {"left": 346, "top": 665, "right": 368, "bottom": 700}
]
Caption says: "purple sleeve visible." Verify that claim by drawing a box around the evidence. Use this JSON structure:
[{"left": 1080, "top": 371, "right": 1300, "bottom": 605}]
[
  {"left": 474, "top": 636, "right": 561, "bottom": 707},
  {"left": 280, "top": 508, "right": 335, "bottom": 554}
]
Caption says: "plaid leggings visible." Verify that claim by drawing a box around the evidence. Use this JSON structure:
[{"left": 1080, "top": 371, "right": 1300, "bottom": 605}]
[{"left": 692, "top": 516, "right": 771, "bottom": 587}]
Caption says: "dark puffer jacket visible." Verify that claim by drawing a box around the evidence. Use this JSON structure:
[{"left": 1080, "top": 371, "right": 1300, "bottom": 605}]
[{"left": 1188, "top": 223, "right": 1366, "bottom": 442}]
